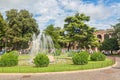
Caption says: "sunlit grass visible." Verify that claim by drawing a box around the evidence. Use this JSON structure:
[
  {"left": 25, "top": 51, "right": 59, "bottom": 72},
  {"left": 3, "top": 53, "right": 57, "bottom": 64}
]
[
  {"left": 18, "top": 54, "right": 31, "bottom": 60},
  {"left": 0, "top": 58, "right": 114, "bottom": 73}
]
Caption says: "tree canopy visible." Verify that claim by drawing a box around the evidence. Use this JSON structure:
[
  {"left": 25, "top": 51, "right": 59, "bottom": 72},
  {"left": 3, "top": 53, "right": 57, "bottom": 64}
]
[
  {"left": 113, "top": 20, "right": 120, "bottom": 47},
  {"left": 0, "top": 10, "right": 100, "bottom": 52},
  {"left": 5, "top": 9, "right": 40, "bottom": 50},
  {"left": 62, "top": 13, "right": 98, "bottom": 51},
  {"left": 0, "top": 13, "right": 8, "bottom": 48},
  {"left": 44, "top": 24, "right": 61, "bottom": 48},
  {"left": 100, "top": 38, "right": 119, "bottom": 53}
]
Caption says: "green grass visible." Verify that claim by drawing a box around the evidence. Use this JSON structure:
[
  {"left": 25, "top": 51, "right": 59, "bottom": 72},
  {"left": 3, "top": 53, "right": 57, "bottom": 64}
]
[
  {"left": 0, "top": 54, "right": 115, "bottom": 73},
  {"left": 55, "top": 53, "right": 69, "bottom": 58},
  {"left": 18, "top": 54, "right": 31, "bottom": 60},
  {"left": 0, "top": 58, "right": 114, "bottom": 73}
]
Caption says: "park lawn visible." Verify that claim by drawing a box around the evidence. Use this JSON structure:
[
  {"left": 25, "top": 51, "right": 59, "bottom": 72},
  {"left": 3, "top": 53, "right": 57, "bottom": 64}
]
[
  {"left": 0, "top": 58, "right": 114, "bottom": 73},
  {"left": 18, "top": 54, "right": 71, "bottom": 60},
  {"left": 55, "top": 53, "right": 70, "bottom": 58},
  {"left": 18, "top": 54, "right": 31, "bottom": 60}
]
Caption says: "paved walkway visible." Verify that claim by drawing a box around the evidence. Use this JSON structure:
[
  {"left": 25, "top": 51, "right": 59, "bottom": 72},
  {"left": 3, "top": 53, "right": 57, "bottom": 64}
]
[{"left": 0, "top": 57, "right": 120, "bottom": 80}]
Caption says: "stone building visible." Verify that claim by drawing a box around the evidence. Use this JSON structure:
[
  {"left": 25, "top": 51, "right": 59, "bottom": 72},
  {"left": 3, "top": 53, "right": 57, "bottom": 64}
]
[
  {"left": 91, "top": 29, "right": 114, "bottom": 52},
  {"left": 94, "top": 29, "right": 114, "bottom": 43},
  {"left": 65, "top": 29, "right": 114, "bottom": 52}
]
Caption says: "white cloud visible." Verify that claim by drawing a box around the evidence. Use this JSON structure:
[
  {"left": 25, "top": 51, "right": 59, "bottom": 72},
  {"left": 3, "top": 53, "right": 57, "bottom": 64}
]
[{"left": 0, "top": 0, "right": 120, "bottom": 30}]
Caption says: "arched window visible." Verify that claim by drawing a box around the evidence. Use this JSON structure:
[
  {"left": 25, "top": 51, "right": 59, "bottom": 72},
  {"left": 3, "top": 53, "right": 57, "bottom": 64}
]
[{"left": 97, "top": 34, "right": 102, "bottom": 39}]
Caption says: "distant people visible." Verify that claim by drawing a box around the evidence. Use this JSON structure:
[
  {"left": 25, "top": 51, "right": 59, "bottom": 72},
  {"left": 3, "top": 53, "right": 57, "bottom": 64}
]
[
  {"left": 102, "top": 50, "right": 110, "bottom": 55},
  {"left": 117, "top": 50, "right": 120, "bottom": 54},
  {"left": 89, "top": 49, "right": 93, "bottom": 54},
  {"left": 0, "top": 48, "right": 5, "bottom": 55}
]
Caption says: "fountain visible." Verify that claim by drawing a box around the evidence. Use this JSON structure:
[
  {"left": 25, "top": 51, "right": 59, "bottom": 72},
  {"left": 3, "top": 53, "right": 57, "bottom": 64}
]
[{"left": 29, "top": 32, "right": 55, "bottom": 63}]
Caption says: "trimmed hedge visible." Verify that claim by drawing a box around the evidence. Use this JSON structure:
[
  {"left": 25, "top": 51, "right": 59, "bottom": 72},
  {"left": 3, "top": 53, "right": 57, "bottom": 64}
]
[
  {"left": 90, "top": 52, "right": 106, "bottom": 61},
  {"left": 72, "top": 51, "right": 89, "bottom": 65},
  {"left": 0, "top": 51, "right": 19, "bottom": 67},
  {"left": 34, "top": 54, "right": 49, "bottom": 67}
]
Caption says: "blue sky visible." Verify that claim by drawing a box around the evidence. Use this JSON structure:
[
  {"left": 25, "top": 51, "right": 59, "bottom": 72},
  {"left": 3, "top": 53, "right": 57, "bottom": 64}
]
[{"left": 0, "top": 0, "right": 120, "bottom": 30}]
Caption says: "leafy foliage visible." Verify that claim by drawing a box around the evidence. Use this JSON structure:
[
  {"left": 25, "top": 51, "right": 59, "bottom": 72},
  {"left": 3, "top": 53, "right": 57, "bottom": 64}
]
[
  {"left": 5, "top": 9, "right": 40, "bottom": 50},
  {"left": 0, "top": 13, "right": 8, "bottom": 47},
  {"left": 72, "top": 51, "right": 89, "bottom": 65},
  {"left": 90, "top": 52, "right": 106, "bottom": 61},
  {"left": 0, "top": 51, "right": 18, "bottom": 67},
  {"left": 44, "top": 25, "right": 61, "bottom": 48},
  {"left": 34, "top": 54, "right": 49, "bottom": 67},
  {"left": 62, "top": 13, "right": 98, "bottom": 51},
  {"left": 54, "top": 49, "right": 61, "bottom": 56},
  {"left": 113, "top": 21, "right": 120, "bottom": 46},
  {"left": 9, "top": 50, "right": 19, "bottom": 56},
  {"left": 113, "top": 23, "right": 120, "bottom": 38},
  {"left": 99, "top": 38, "right": 119, "bottom": 52}
]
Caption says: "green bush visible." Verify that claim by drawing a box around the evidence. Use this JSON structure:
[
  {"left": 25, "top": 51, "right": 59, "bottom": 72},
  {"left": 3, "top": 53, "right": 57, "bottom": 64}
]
[
  {"left": 9, "top": 50, "right": 19, "bottom": 56},
  {"left": 90, "top": 52, "right": 106, "bottom": 61},
  {"left": 0, "top": 51, "right": 19, "bottom": 67},
  {"left": 72, "top": 51, "right": 89, "bottom": 65},
  {"left": 34, "top": 54, "right": 49, "bottom": 67},
  {"left": 54, "top": 49, "right": 61, "bottom": 56}
]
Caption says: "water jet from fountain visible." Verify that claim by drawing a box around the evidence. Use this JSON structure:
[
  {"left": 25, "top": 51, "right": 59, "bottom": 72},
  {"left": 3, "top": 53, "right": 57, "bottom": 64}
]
[{"left": 29, "top": 32, "right": 55, "bottom": 63}]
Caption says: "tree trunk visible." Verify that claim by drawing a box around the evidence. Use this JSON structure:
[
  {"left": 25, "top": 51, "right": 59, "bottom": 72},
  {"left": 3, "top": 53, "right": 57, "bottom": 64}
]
[
  {"left": 67, "top": 42, "right": 71, "bottom": 52},
  {"left": 111, "top": 50, "right": 113, "bottom": 54}
]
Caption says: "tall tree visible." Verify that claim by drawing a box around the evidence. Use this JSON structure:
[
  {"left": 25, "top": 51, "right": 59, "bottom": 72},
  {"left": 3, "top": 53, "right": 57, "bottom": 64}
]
[
  {"left": 44, "top": 24, "right": 61, "bottom": 48},
  {"left": 0, "top": 13, "right": 8, "bottom": 49},
  {"left": 113, "top": 21, "right": 120, "bottom": 47},
  {"left": 5, "top": 9, "right": 40, "bottom": 50},
  {"left": 63, "top": 13, "right": 98, "bottom": 51},
  {"left": 113, "top": 23, "right": 120, "bottom": 37},
  {"left": 100, "top": 38, "right": 119, "bottom": 54}
]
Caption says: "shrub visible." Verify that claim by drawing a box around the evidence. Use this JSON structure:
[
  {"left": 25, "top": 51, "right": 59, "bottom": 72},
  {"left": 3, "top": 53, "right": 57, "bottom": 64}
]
[
  {"left": 54, "top": 49, "right": 61, "bottom": 56},
  {"left": 9, "top": 50, "right": 19, "bottom": 56},
  {"left": 0, "top": 51, "right": 19, "bottom": 67},
  {"left": 72, "top": 51, "right": 89, "bottom": 65},
  {"left": 90, "top": 52, "right": 106, "bottom": 61},
  {"left": 34, "top": 54, "right": 49, "bottom": 67}
]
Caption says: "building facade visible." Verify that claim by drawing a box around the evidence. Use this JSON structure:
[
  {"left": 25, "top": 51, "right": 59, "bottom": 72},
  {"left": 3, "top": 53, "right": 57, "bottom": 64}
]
[{"left": 94, "top": 29, "right": 114, "bottom": 43}]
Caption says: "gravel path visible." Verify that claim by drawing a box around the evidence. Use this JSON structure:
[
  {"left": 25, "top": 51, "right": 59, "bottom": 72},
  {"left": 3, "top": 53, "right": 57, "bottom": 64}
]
[{"left": 0, "top": 57, "right": 120, "bottom": 80}]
